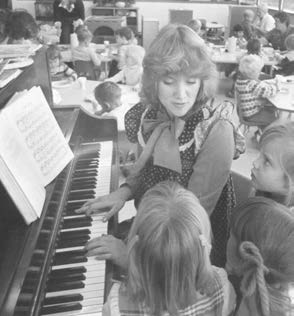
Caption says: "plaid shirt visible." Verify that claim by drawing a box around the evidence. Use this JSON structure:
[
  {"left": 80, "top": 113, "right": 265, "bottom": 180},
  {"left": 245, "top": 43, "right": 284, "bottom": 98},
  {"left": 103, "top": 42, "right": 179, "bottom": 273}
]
[{"left": 102, "top": 268, "right": 235, "bottom": 316}]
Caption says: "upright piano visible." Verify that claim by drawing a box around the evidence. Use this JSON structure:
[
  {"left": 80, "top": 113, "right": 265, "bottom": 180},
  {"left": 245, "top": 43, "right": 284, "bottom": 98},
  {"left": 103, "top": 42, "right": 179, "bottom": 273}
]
[{"left": 0, "top": 47, "right": 119, "bottom": 316}]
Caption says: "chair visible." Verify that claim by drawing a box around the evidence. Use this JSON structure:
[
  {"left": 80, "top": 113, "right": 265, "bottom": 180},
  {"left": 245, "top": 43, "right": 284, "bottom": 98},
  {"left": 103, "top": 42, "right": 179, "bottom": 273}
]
[{"left": 74, "top": 60, "right": 101, "bottom": 80}]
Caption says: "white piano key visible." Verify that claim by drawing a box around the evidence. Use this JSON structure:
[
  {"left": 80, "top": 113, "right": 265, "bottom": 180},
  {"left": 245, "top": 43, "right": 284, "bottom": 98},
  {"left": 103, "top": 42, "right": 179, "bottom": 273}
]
[
  {"left": 41, "top": 304, "right": 103, "bottom": 316},
  {"left": 52, "top": 261, "right": 105, "bottom": 272}
]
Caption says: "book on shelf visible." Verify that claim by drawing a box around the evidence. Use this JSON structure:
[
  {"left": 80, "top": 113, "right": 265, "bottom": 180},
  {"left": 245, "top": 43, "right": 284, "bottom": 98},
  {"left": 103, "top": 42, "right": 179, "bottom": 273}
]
[
  {"left": 0, "top": 86, "right": 74, "bottom": 224},
  {"left": 0, "top": 68, "right": 22, "bottom": 88}
]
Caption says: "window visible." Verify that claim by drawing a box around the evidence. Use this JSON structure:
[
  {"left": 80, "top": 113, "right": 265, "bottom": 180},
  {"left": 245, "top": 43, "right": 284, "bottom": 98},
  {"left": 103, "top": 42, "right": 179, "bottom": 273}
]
[
  {"left": 266, "top": 0, "right": 280, "bottom": 9},
  {"left": 283, "top": 0, "right": 294, "bottom": 12}
]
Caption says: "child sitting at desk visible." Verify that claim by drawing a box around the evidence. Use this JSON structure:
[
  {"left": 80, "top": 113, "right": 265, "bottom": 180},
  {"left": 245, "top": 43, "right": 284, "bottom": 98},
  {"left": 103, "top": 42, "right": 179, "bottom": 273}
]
[
  {"left": 72, "top": 25, "right": 102, "bottom": 68},
  {"left": 275, "top": 34, "right": 294, "bottom": 76},
  {"left": 106, "top": 45, "right": 145, "bottom": 89},
  {"left": 47, "top": 44, "right": 77, "bottom": 81},
  {"left": 235, "top": 54, "right": 280, "bottom": 127},
  {"left": 233, "top": 24, "right": 248, "bottom": 49},
  {"left": 108, "top": 27, "right": 138, "bottom": 77}
]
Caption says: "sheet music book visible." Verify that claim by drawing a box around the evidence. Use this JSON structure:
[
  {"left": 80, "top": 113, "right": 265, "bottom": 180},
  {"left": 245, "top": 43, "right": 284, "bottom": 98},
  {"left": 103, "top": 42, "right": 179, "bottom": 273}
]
[{"left": 0, "top": 86, "right": 74, "bottom": 224}]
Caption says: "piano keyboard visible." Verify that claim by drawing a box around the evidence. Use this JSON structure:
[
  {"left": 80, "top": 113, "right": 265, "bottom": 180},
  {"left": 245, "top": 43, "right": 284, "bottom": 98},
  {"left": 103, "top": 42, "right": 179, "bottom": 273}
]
[{"left": 40, "top": 141, "right": 113, "bottom": 316}]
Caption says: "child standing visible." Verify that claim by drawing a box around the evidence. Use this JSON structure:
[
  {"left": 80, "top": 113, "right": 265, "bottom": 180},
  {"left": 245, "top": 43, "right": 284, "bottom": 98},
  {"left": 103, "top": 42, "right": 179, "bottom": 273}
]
[
  {"left": 106, "top": 45, "right": 145, "bottom": 88},
  {"left": 226, "top": 197, "right": 294, "bottom": 316},
  {"left": 103, "top": 181, "right": 236, "bottom": 316},
  {"left": 72, "top": 25, "right": 101, "bottom": 68},
  {"left": 235, "top": 54, "right": 280, "bottom": 128},
  {"left": 251, "top": 121, "right": 294, "bottom": 207}
]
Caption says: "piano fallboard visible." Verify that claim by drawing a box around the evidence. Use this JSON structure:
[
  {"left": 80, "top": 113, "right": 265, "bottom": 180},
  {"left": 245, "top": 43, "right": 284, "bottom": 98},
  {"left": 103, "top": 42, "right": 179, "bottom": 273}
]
[{"left": 0, "top": 108, "right": 119, "bottom": 316}]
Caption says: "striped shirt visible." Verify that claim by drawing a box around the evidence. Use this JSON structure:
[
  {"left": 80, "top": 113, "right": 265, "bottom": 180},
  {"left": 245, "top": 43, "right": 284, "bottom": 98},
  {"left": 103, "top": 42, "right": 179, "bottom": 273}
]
[
  {"left": 102, "top": 268, "right": 236, "bottom": 316},
  {"left": 235, "top": 78, "right": 278, "bottom": 117}
]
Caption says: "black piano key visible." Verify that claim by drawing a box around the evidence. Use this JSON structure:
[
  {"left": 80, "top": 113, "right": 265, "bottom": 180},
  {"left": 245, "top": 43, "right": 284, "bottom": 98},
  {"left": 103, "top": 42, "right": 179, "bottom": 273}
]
[
  {"left": 59, "top": 229, "right": 91, "bottom": 239},
  {"left": 57, "top": 237, "right": 90, "bottom": 248},
  {"left": 73, "top": 170, "right": 97, "bottom": 177},
  {"left": 41, "top": 302, "right": 82, "bottom": 314},
  {"left": 62, "top": 218, "right": 92, "bottom": 229},
  {"left": 44, "top": 294, "right": 83, "bottom": 306},
  {"left": 67, "top": 193, "right": 95, "bottom": 200},
  {"left": 50, "top": 266, "right": 87, "bottom": 277},
  {"left": 53, "top": 255, "right": 87, "bottom": 265},
  {"left": 47, "top": 278, "right": 86, "bottom": 291}
]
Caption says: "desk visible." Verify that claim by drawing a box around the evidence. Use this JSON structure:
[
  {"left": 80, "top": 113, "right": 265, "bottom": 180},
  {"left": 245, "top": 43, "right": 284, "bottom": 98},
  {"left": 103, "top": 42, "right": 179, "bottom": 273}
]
[
  {"left": 53, "top": 80, "right": 140, "bottom": 131},
  {"left": 267, "top": 76, "right": 294, "bottom": 114},
  {"left": 210, "top": 47, "right": 278, "bottom": 67}
]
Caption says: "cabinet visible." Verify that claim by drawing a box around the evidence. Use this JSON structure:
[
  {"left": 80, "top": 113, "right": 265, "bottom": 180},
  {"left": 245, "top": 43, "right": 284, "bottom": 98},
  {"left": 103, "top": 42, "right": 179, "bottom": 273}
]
[{"left": 91, "top": 6, "right": 139, "bottom": 34}]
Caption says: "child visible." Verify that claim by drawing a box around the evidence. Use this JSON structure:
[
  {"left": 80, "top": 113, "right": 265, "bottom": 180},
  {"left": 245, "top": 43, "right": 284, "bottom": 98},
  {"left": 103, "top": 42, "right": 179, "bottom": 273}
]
[
  {"left": 108, "top": 27, "right": 137, "bottom": 77},
  {"left": 241, "top": 9, "right": 256, "bottom": 41},
  {"left": 72, "top": 25, "right": 101, "bottom": 68},
  {"left": 103, "top": 181, "right": 236, "bottom": 316},
  {"left": 251, "top": 121, "right": 294, "bottom": 207},
  {"left": 247, "top": 38, "right": 261, "bottom": 55},
  {"left": 274, "top": 34, "right": 294, "bottom": 76},
  {"left": 226, "top": 196, "right": 294, "bottom": 315},
  {"left": 235, "top": 54, "right": 280, "bottom": 127},
  {"left": 187, "top": 19, "right": 203, "bottom": 37},
  {"left": 233, "top": 24, "right": 248, "bottom": 49},
  {"left": 106, "top": 44, "right": 145, "bottom": 88},
  {"left": 47, "top": 44, "right": 77, "bottom": 81}
]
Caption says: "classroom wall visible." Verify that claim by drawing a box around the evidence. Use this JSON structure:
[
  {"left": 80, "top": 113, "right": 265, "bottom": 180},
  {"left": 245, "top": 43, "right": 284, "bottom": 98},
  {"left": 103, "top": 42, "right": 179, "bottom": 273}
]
[{"left": 11, "top": 0, "right": 230, "bottom": 32}]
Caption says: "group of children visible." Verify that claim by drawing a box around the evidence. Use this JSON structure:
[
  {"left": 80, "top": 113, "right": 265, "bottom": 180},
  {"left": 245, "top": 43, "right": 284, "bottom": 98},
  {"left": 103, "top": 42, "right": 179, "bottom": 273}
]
[
  {"left": 100, "top": 120, "right": 294, "bottom": 316},
  {"left": 48, "top": 24, "right": 145, "bottom": 89}
]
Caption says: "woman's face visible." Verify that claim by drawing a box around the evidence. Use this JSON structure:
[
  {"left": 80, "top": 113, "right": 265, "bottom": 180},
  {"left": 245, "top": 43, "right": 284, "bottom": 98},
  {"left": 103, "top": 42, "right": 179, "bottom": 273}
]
[{"left": 158, "top": 72, "right": 201, "bottom": 118}]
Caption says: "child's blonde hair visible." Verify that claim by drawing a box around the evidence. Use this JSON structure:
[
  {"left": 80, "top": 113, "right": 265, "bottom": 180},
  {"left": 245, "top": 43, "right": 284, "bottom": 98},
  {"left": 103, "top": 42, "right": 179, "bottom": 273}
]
[
  {"left": 75, "top": 25, "right": 92, "bottom": 44},
  {"left": 239, "top": 54, "right": 264, "bottom": 79},
  {"left": 285, "top": 34, "right": 294, "bottom": 51},
  {"left": 259, "top": 120, "right": 294, "bottom": 206},
  {"left": 125, "top": 44, "right": 145, "bottom": 66},
  {"left": 141, "top": 24, "right": 218, "bottom": 108},
  {"left": 126, "top": 181, "right": 215, "bottom": 316},
  {"left": 230, "top": 197, "right": 294, "bottom": 316}
]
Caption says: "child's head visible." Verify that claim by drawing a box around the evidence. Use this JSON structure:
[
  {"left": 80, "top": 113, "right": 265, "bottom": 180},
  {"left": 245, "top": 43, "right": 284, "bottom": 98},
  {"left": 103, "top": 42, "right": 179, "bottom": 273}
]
[
  {"left": 94, "top": 82, "right": 122, "bottom": 113},
  {"left": 126, "top": 181, "right": 215, "bottom": 316},
  {"left": 252, "top": 121, "right": 294, "bottom": 206},
  {"left": 227, "top": 197, "right": 294, "bottom": 316},
  {"left": 243, "top": 9, "right": 255, "bottom": 23},
  {"left": 7, "top": 10, "right": 38, "bottom": 42},
  {"left": 239, "top": 54, "right": 264, "bottom": 80},
  {"left": 247, "top": 38, "right": 262, "bottom": 55},
  {"left": 187, "top": 19, "right": 202, "bottom": 35},
  {"left": 76, "top": 25, "right": 92, "bottom": 45},
  {"left": 233, "top": 24, "right": 244, "bottom": 39},
  {"left": 141, "top": 24, "right": 217, "bottom": 109},
  {"left": 285, "top": 34, "right": 294, "bottom": 52},
  {"left": 124, "top": 45, "right": 145, "bottom": 67},
  {"left": 115, "top": 27, "right": 134, "bottom": 44}
]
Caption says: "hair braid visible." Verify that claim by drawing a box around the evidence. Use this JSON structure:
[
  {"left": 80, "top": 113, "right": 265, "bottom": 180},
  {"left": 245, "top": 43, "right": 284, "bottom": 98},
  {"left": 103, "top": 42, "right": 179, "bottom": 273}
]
[{"left": 239, "top": 241, "right": 270, "bottom": 316}]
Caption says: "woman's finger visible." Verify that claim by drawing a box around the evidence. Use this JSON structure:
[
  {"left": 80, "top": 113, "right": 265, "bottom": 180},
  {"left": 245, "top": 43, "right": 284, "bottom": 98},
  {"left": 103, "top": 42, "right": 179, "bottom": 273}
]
[{"left": 102, "top": 202, "right": 124, "bottom": 222}]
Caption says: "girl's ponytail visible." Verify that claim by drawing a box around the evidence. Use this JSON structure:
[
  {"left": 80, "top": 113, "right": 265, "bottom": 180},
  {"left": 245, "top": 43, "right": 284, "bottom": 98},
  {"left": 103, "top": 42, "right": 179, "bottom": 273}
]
[{"left": 239, "top": 241, "right": 270, "bottom": 316}]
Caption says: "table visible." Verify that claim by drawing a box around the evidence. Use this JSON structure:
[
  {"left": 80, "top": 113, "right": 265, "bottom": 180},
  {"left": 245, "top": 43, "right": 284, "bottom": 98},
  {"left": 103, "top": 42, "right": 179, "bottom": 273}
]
[
  {"left": 267, "top": 76, "right": 294, "bottom": 114},
  {"left": 210, "top": 46, "right": 278, "bottom": 67},
  {"left": 52, "top": 79, "right": 140, "bottom": 131}
]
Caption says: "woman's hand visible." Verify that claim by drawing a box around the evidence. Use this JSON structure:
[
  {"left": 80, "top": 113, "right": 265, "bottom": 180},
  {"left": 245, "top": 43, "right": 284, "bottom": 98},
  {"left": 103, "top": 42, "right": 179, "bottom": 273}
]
[
  {"left": 85, "top": 235, "right": 128, "bottom": 269},
  {"left": 75, "top": 186, "right": 132, "bottom": 222}
]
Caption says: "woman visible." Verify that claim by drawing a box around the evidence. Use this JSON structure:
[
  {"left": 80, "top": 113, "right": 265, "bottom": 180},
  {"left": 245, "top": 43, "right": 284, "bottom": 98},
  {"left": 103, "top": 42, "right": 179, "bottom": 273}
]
[
  {"left": 53, "top": 0, "right": 84, "bottom": 44},
  {"left": 77, "top": 24, "right": 244, "bottom": 268}
]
